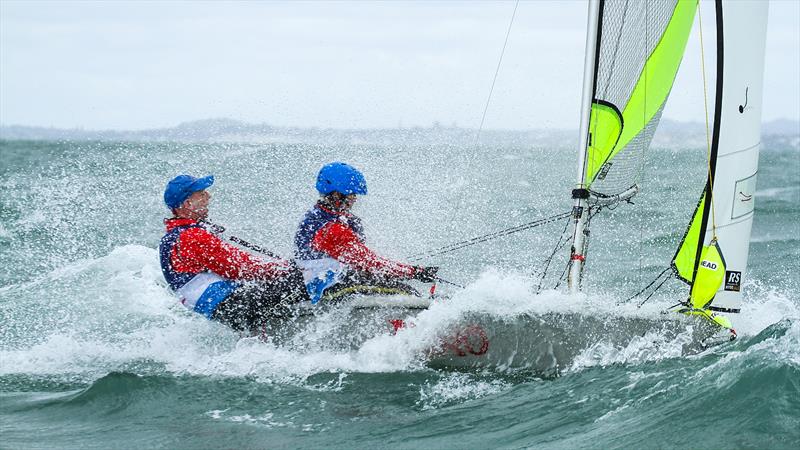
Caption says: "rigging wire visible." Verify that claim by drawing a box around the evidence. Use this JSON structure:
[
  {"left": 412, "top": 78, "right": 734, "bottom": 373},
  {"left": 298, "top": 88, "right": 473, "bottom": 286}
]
[
  {"left": 637, "top": 2, "right": 650, "bottom": 289},
  {"left": 446, "top": 0, "right": 519, "bottom": 232},
  {"left": 474, "top": 0, "right": 520, "bottom": 147},
  {"left": 408, "top": 210, "right": 571, "bottom": 261},
  {"left": 535, "top": 215, "right": 573, "bottom": 294},
  {"left": 553, "top": 259, "right": 570, "bottom": 290},
  {"left": 618, "top": 266, "right": 671, "bottom": 305},
  {"left": 636, "top": 273, "right": 672, "bottom": 307},
  {"left": 554, "top": 204, "right": 603, "bottom": 290},
  {"left": 434, "top": 276, "right": 466, "bottom": 289}
]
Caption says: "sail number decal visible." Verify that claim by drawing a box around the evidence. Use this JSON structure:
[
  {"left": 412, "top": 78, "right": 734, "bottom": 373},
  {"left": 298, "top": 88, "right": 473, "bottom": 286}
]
[{"left": 725, "top": 271, "right": 742, "bottom": 292}]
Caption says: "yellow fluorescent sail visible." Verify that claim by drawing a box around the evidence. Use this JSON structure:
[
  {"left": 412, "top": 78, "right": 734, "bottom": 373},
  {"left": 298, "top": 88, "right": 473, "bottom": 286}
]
[
  {"left": 673, "top": 192, "right": 706, "bottom": 282},
  {"left": 586, "top": 102, "right": 623, "bottom": 179},
  {"left": 585, "top": 0, "right": 697, "bottom": 185},
  {"left": 689, "top": 240, "right": 726, "bottom": 310}
]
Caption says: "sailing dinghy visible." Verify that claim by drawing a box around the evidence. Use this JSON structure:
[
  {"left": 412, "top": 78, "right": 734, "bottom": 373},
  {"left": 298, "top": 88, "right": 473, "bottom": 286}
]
[
  {"left": 247, "top": 0, "right": 770, "bottom": 373},
  {"left": 428, "top": 0, "right": 770, "bottom": 372},
  {"left": 567, "top": 0, "right": 769, "bottom": 338}
]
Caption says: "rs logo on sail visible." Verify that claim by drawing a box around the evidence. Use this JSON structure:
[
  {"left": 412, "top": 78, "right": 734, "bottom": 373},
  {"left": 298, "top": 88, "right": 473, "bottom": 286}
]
[{"left": 701, "top": 260, "right": 718, "bottom": 270}]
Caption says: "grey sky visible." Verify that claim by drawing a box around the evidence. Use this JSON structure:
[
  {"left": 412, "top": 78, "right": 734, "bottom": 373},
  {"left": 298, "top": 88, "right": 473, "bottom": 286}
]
[{"left": 1, "top": 0, "right": 797, "bottom": 130}]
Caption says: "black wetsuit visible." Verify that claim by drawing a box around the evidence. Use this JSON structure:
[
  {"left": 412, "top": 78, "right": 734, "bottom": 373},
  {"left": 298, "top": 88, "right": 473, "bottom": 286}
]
[{"left": 212, "top": 267, "right": 308, "bottom": 334}]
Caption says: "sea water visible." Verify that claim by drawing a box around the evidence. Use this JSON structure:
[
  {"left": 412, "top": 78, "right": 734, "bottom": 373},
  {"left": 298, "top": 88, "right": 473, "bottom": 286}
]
[{"left": 1, "top": 137, "right": 798, "bottom": 449}]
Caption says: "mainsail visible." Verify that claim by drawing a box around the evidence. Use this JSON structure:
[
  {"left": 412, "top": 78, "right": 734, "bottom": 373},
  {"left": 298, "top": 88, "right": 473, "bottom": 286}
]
[
  {"left": 671, "top": 1, "right": 769, "bottom": 314},
  {"left": 568, "top": 0, "right": 769, "bottom": 327}
]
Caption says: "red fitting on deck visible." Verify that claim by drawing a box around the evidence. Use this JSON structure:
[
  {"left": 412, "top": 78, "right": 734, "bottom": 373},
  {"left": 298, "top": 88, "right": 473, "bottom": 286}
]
[
  {"left": 571, "top": 254, "right": 586, "bottom": 262},
  {"left": 389, "top": 319, "right": 406, "bottom": 334}
]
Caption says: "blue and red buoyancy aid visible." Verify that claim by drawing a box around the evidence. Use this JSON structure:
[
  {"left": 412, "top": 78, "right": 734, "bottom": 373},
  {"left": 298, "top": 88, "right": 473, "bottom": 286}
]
[
  {"left": 295, "top": 203, "right": 364, "bottom": 260},
  {"left": 293, "top": 203, "right": 418, "bottom": 303},
  {"left": 160, "top": 223, "right": 202, "bottom": 290},
  {"left": 159, "top": 221, "right": 238, "bottom": 317},
  {"left": 160, "top": 218, "right": 292, "bottom": 318}
]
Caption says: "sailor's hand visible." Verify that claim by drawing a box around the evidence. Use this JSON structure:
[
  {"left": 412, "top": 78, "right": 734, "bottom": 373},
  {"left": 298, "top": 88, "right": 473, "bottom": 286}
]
[{"left": 413, "top": 266, "right": 439, "bottom": 283}]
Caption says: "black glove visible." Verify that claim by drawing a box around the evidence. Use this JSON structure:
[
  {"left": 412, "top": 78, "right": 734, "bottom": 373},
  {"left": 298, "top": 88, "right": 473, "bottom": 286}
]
[{"left": 413, "top": 266, "right": 439, "bottom": 283}]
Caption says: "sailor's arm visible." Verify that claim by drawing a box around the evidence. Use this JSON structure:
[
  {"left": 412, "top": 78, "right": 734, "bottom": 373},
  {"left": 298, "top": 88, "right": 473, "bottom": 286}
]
[
  {"left": 311, "top": 222, "right": 418, "bottom": 278},
  {"left": 177, "top": 227, "right": 291, "bottom": 280}
]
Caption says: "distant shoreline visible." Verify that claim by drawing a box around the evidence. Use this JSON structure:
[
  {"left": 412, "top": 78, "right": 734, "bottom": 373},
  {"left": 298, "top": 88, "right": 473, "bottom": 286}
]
[{"left": 1, "top": 118, "right": 797, "bottom": 149}]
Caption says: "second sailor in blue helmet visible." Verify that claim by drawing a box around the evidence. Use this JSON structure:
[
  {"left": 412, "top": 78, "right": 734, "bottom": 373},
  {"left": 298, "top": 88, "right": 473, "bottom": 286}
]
[
  {"left": 294, "top": 162, "right": 438, "bottom": 304},
  {"left": 316, "top": 162, "right": 368, "bottom": 196}
]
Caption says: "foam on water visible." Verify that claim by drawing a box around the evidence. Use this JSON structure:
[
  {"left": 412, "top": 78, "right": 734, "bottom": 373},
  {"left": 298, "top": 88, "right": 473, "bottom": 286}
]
[
  {"left": 3, "top": 244, "right": 797, "bottom": 386},
  {"left": 416, "top": 372, "right": 511, "bottom": 410},
  {"left": 691, "top": 319, "right": 800, "bottom": 390}
]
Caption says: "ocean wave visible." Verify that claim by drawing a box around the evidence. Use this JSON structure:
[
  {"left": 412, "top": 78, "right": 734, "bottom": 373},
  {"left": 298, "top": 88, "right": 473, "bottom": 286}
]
[
  {"left": 416, "top": 372, "right": 510, "bottom": 410},
  {"left": 2, "top": 247, "right": 798, "bottom": 385}
]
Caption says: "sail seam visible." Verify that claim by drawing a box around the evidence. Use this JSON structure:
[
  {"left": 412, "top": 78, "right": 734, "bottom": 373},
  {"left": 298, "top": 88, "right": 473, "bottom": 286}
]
[{"left": 718, "top": 141, "right": 761, "bottom": 158}]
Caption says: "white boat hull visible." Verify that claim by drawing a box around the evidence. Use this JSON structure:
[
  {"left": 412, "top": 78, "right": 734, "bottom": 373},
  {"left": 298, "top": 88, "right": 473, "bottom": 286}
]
[{"left": 258, "top": 296, "right": 729, "bottom": 376}]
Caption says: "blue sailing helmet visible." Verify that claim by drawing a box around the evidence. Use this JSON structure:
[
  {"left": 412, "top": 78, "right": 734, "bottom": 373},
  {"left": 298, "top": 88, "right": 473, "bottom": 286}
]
[{"left": 315, "top": 162, "right": 368, "bottom": 195}]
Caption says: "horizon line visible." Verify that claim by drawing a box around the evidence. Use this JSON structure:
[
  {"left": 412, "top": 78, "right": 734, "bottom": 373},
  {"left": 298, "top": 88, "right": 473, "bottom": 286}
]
[{"left": 1, "top": 117, "right": 798, "bottom": 134}]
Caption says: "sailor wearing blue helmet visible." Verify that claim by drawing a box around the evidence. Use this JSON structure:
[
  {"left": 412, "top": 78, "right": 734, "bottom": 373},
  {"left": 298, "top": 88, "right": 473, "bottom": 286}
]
[
  {"left": 295, "top": 162, "right": 439, "bottom": 304},
  {"left": 316, "top": 162, "right": 368, "bottom": 196}
]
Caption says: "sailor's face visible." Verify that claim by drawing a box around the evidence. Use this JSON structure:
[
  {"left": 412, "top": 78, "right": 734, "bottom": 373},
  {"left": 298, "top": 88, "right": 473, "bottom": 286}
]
[
  {"left": 182, "top": 190, "right": 211, "bottom": 219},
  {"left": 343, "top": 194, "right": 357, "bottom": 210}
]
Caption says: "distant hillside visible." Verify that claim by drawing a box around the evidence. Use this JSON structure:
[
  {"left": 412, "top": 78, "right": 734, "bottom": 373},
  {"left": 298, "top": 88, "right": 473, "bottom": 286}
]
[
  {"left": 651, "top": 118, "right": 800, "bottom": 150},
  {"left": 761, "top": 118, "right": 800, "bottom": 135},
  {"left": 0, "top": 119, "right": 575, "bottom": 147},
  {"left": 1, "top": 118, "right": 797, "bottom": 150}
]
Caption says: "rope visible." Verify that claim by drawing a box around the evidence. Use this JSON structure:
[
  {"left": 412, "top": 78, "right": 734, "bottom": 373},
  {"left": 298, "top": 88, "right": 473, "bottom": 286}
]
[
  {"left": 408, "top": 211, "right": 571, "bottom": 261},
  {"left": 697, "top": 4, "right": 718, "bottom": 239},
  {"left": 617, "top": 267, "right": 670, "bottom": 305}
]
